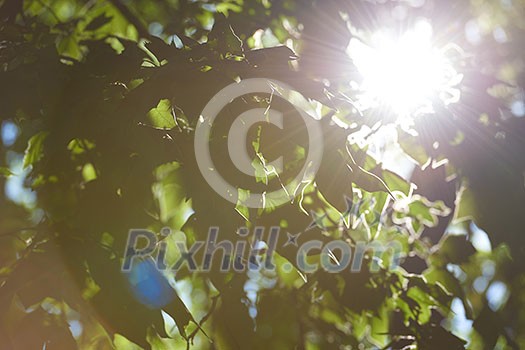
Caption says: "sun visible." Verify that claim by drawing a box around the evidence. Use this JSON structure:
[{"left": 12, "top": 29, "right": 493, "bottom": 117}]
[{"left": 348, "top": 21, "right": 460, "bottom": 117}]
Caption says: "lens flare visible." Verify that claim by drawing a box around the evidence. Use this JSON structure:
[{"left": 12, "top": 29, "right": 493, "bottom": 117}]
[{"left": 348, "top": 21, "right": 461, "bottom": 117}]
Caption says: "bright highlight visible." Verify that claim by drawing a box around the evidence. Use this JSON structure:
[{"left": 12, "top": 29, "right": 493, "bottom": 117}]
[{"left": 349, "top": 22, "right": 460, "bottom": 116}]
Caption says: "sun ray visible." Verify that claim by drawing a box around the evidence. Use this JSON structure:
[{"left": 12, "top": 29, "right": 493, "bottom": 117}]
[{"left": 347, "top": 20, "right": 461, "bottom": 120}]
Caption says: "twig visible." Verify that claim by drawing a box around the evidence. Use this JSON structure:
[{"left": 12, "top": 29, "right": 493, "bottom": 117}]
[{"left": 186, "top": 294, "right": 219, "bottom": 349}]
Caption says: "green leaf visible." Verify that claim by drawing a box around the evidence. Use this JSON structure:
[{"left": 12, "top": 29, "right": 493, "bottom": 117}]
[
  {"left": 351, "top": 164, "right": 394, "bottom": 198},
  {"left": 23, "top": 131, "right": 49, "bottom": 169},
  {"left": 82, "top": 163, "right": 98, "bottom": 183},
  {"left": 235, "top": 188, "right": 250, "bottom": 220},
  {"left": 398, "top": 132, "right": 430, "bottom": 166},
  {"left": 208, "top": 15, "right": 243, "bottom": 55},
  {"left": 473, "top": 306, "right": 503, "bottom": 349},
  {"left": 146, "top": 327, "right": 176, "bottom": 350},
  {"left": 0, "top": 167, "right": 13, "bottom": 177},
  {"left": 274, "top": 253, "right": 305, "bottom": 289},
  {"left": 148, "top": 99, "right": 176, "bottom": 130},
  {"left": 382, "top": 169, "right": 410, "bottom": 195},
  {"left": 67, "top": 138, "right": 95, "bottom": 155},
  {"left": 153, "top": 162, "right": 193, "bottom": 229},
  {"left": 436, "top": 234, "right": 476, "bottom": 265},
  {"left": 162, "top": 230, "right": 187, "bottom": 268},
  {"left": 216, "top": 2, "right": 243, "bottom": 15},
  {"left": 408, "top": 199, "right": 437, "bottom": 226},
  {"left": 415, "top": 323, "right": 467, "bottom": 349},
  {"left": 369, "top": 305, "right": 390, "bottom": 347},
  {"left": 425, "top": 267, "right": 472, "bottom": 319},
  {"left": 114, "top": 334, "right": 142, "bottom": 350}
]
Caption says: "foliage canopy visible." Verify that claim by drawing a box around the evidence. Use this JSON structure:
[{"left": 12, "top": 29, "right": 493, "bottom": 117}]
[{"left": 1, "top": 0, "right": 525, "bottom": 349}]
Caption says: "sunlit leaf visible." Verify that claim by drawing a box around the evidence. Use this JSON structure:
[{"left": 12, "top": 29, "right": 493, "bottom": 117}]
[{"left": 23, "top": 131, "right": 48, "bottom": 169}]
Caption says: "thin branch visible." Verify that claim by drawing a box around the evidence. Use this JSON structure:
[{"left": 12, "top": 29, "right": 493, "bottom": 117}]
[{"left": 186, "top": 294, "right": 219, "bottom": 349}]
